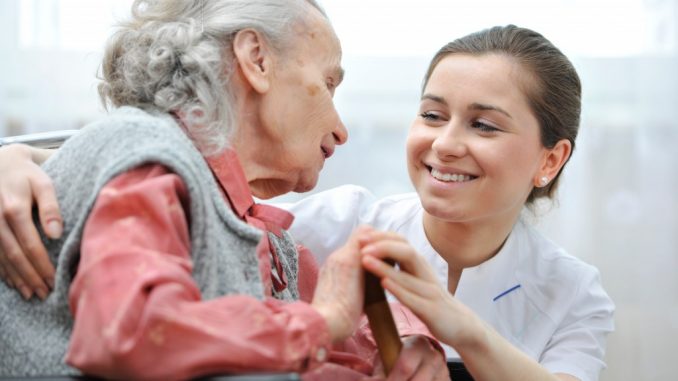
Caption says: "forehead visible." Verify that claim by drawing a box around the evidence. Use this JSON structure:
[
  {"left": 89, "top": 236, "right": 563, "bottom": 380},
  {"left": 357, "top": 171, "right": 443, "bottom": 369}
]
[
  {"left": 291, "top": 8, "right": 342, "bottom": 70},
  {"left": 426, "top": 53, "right": 533, "bottom": 110}
]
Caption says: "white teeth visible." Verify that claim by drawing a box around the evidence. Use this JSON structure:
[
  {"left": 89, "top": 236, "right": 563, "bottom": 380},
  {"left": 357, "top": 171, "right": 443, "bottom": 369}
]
[{"left": 431, "top": 168, "right": 471, "bottom": 183}]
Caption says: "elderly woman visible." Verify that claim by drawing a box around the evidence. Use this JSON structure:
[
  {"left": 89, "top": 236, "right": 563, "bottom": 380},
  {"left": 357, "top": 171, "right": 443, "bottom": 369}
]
[{"left": 0, "top": 0, "right": 446, "bottom": 380}]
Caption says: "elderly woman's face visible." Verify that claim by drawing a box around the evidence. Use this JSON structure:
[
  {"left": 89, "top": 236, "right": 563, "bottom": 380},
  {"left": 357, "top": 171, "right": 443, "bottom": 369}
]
[{"left": 247, "top": 12, "right": 347, "bottom": 198}]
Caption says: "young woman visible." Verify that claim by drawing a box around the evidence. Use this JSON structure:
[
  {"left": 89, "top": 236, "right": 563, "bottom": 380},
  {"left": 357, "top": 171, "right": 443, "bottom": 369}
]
[
  {"left": 284, "top": 25, "right": 614, "bottom": 381},
  {"left": 0, "top": 25, "right": 612, "bottom": 381}
]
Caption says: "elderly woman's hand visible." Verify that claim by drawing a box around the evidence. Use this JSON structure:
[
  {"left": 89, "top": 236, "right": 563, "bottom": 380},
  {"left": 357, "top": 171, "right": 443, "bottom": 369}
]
[
  {"left": 0, "top": 144, "right": 60, "bottom": 300},
  {"left": 311, "top": 226, "right": 369, "bottom": 342},
  {"left": 386, "top": 335, "right": 449, "bottom": 381}
]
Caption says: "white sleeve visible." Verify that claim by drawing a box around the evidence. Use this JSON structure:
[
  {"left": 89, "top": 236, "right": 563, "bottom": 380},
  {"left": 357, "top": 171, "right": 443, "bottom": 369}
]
[
  {"left": 275, "top": 185, "right": 377, "bottom": 265},
  {"left": 540, "top": 267, "right": 615, "bottom": 381}
]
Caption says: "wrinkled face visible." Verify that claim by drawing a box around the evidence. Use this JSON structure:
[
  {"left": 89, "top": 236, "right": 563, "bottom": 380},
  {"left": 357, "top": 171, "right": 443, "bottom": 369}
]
[
  {"left": 406, "top": 53, "right": 547, "bottom": 225},
  {"left": 256, "top": 10, "right": 347, "bottom": 196}
]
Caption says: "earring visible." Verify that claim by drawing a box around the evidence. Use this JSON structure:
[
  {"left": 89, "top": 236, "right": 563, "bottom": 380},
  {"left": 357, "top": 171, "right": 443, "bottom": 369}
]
[{"left": 540, "top": 176, "right": 549, "bottom": 186}]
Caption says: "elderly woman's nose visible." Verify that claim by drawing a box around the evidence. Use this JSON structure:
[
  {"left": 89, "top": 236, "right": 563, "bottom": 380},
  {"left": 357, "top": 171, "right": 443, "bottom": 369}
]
[{"left": 333, "top": 120, "right": 348, "bottom": 145}]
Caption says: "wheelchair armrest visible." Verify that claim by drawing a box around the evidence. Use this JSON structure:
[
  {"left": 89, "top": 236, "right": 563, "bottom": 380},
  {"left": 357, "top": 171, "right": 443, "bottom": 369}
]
[{"left": 0, "top": 130, "right": 79, "bottom": 149}]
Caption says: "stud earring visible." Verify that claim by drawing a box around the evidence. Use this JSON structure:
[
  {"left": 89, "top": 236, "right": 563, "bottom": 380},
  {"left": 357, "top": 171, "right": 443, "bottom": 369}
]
[{"left": 540, "top": 176, "right": 549, "bottom": 186}]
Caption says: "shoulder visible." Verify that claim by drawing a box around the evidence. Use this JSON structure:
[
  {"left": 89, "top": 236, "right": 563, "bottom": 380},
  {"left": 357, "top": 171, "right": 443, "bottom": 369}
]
[
  {"left": 361, "top": 191, "right": 422, "bottom": 231},
  {"left": 48, "top": 107, "right": 205, "bottom": 179},
  {"left": 515, "top": 221, "right": 613, "bottom": 321},
  {"left": 76, "top": 106, "right": 189, "bottom": 148}
]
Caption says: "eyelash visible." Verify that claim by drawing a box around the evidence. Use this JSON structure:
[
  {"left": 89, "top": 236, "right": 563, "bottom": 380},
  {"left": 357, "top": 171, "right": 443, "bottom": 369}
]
[
  {"left": 420, "top": 112, "right": 500, "bottom": 133},
  {"left": 420, "top": 112, "right": 440, "bottom": 121},
  {"left": 471, "top": 120, "right": 499, "bottom": 133}
]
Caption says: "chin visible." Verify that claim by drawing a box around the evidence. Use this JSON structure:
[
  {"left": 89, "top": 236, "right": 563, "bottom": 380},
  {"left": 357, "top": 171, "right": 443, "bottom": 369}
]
[
  {"left": 293, "top": 174, "right": 319, "bottom": 193},
  {"left": 293, "top": 180, "right": 318, "bottom": 193},
  {"left": 420, "top": 194, "right": 468, "bottom": 222}
]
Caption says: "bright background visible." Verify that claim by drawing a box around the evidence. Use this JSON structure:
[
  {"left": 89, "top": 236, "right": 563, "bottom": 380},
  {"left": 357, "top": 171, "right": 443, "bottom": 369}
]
[{"left": 1, "top": 1, "right": 676, "bottom": 379}]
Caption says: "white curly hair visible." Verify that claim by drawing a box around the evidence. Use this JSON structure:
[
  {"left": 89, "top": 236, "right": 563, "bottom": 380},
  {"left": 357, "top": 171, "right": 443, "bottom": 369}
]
[{"left": 98, "top": 0, "right": 327, "bottom": 155}]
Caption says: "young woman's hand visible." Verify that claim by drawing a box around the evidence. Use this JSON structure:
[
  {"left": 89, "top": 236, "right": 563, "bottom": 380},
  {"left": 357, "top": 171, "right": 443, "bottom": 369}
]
[
  {"left": 359, "top": 229, "right": 480, "bottom": 350},
  {"left": 0, "top": 144, "right": 60, "bottom": 300}
]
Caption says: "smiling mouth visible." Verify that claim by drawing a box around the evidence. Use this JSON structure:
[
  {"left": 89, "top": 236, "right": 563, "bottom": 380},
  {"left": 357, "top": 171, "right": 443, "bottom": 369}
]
[{"left": 427, "top": 166, "right": 477, "bottom": 183}]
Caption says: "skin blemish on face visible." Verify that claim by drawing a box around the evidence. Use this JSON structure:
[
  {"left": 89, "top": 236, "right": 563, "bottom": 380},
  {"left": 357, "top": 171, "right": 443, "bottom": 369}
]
[{"left": 307, "top": 84, "right": 319, "bottom": 96}]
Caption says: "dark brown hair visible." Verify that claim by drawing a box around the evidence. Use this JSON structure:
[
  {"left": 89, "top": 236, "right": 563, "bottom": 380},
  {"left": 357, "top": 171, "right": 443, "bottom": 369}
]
[{"left": 423, "top": 25, "right": 581, "bottom": 204}]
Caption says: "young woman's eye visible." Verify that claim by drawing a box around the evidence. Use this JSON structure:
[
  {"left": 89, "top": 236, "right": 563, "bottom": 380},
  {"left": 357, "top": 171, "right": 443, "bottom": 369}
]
[
  {"left": 420, "top": 111, "right": 441, "bottom": 121},
  {"left": 471, "top": 120, "right": 499, "bottom": 133}
]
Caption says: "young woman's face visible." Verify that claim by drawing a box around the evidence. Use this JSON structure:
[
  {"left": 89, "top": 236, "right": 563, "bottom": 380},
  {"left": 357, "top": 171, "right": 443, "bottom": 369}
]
[{"left": 406, "top": 53, "right": 548, "bottom": 225}]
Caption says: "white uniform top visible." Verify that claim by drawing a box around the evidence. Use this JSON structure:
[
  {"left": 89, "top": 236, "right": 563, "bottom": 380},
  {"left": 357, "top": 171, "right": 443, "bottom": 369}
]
[{"left": 280, "top": 185, "right": 615, "bottom": 381}]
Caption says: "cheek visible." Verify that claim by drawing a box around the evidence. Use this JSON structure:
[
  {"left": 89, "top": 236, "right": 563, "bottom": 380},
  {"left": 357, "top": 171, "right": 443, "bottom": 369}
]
[
  {"left": 305, "top": 91, "right": 334, "bottom": 124},
  {"left": 405, "top": 125, "right": 428, "bottom": 158},
  {"left": 481, "top": 141, "right": 539, "bottom": 182}
]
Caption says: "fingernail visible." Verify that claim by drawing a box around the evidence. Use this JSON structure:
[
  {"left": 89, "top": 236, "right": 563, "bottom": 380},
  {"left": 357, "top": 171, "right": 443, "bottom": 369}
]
[
  {"left": 19, "top": 286, "right": 33, "bottom": 300},
  {"left": 36, "top": 287, "right": 48, "bottom": 301},
  {"left": 46, "top": 220, "right": 63, "bottom": 238},
  {"left": 47, "top": 277, "right": 55, "bottom": 289}
]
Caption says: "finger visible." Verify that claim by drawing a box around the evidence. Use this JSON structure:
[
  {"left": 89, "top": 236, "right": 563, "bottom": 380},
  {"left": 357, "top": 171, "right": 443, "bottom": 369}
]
[
  {"left": 410, "top": 347, "right": 448, "bottom": 381},
  {"left": 9, "top": 185, "right": 56, "bottom": 289},
  {"left": 358, "top": 229, "right": 407, "bottom": 247},
  {"left": 0, "top": 260, "right": 12, "bottom": 288},
  {"left": 381, "top": 276, "right": 435, "bottom": 317},
  {"left": 31, "top": 173, "right": 63, "bottom": 239},
  {"left": 1, "top": 260, "right": 32, "bottom": 300},
  {"left": 362, "top": 240, "right": 438, "bottom": 282},
  {"left": 0, "top": 214, "right": 49, "bottom": 297},
  {"left": 362, "top": 255, "right": 439, "bottom": 315},
  {"left": 387, "top": 340, "right": 428, "bottom": 381}
]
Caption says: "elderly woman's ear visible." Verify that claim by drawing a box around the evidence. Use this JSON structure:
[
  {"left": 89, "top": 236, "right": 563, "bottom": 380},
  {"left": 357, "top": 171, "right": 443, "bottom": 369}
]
[{"left": 232, "top": 29, "right": 273, "bottom": 93}]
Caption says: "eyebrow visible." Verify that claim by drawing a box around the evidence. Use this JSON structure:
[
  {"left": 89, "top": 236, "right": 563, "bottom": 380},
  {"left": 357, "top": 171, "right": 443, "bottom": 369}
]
[
  {"left": 421, "top": 93, "right": 447, "bottom": 105},
  {"left": 421, "top": 94, "right": 513, "bottom": 119},
  {"left": 469, "top": 102, "right": 512, "bottom": 119}
]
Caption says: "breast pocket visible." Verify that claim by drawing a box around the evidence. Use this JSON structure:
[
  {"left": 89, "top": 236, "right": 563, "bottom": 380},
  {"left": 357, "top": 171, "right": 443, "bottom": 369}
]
[{"left": 492, "top": 288, "right": 557, "bottom": 360}]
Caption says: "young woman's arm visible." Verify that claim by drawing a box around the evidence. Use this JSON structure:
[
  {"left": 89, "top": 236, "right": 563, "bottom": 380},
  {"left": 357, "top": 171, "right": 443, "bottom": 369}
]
[{"left": 360, "top": 229, "right": 592, "bottom": 381}]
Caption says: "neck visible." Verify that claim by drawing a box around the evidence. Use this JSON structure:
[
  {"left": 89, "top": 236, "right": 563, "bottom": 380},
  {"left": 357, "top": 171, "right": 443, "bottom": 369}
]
[
  {"left": 229, "top": 72, "right": 291, "bottom": 200},
  {"left": 422, "top": 210, "right": 519, "bottom": 292}
]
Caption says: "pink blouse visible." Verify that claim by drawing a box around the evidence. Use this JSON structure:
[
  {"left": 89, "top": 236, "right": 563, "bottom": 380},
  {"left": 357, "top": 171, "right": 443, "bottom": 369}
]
[{"left": 64, "top": 149, "right": 433, "bottom": 380}]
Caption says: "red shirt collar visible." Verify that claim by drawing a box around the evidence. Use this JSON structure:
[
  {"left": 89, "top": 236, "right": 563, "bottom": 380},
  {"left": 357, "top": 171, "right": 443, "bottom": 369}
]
[
  {"left": 206, "top": 149, "right": 256, "bottom": 220},
  {"left": 205, "top": 149, "right": 294, "bottom": 236}
]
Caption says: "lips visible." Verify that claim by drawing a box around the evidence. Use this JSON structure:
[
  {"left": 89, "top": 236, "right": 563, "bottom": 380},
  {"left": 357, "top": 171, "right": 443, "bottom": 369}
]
[
  {"left": 321, "top": 144, "right": 334, "bottom": 159},
  {"left": 425, "top": 164, "right": 478, "bottom": 182}
]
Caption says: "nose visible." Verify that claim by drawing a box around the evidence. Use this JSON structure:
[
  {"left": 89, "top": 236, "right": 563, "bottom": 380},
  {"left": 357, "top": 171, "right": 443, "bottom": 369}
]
[
  {"left": 431, "top": 122, "right": 467, "bottom": 159},
  {"left": 332, "top": 118, "right": 348, "bottom": 145}
]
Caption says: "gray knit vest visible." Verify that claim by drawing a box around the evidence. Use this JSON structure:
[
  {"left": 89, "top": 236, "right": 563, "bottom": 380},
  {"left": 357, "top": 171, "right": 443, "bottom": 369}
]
[{"left": 0, "top": 106, "right": 299, "bottom": 376}]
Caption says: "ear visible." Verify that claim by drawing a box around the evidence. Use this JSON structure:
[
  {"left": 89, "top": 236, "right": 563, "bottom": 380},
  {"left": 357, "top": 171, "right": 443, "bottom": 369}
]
[
  {"left": 232, "top": 28, "right": 273, "bottom": 94},
  {"left": 534, "top": 139, "right": 572, "bottom": 187}
]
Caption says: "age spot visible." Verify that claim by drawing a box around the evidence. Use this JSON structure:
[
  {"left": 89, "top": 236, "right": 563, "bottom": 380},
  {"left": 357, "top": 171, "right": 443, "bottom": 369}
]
[{"left": 306, "top": 84, "right": 319, "bottom": 96}]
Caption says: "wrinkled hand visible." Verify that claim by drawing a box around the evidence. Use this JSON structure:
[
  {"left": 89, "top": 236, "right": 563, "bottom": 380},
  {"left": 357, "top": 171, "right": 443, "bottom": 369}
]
[
  {"left": 311, "top": 226, "right": 369, "bottom": 342},
  {"left": 384, "top": 335, "right": 448, "bottom": 381},
  {"left": 0, "top": 144, "right": 61, "bottom": 300},
  {"left": 360, "top": 229, "right": 479, "bottom": 349}
]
